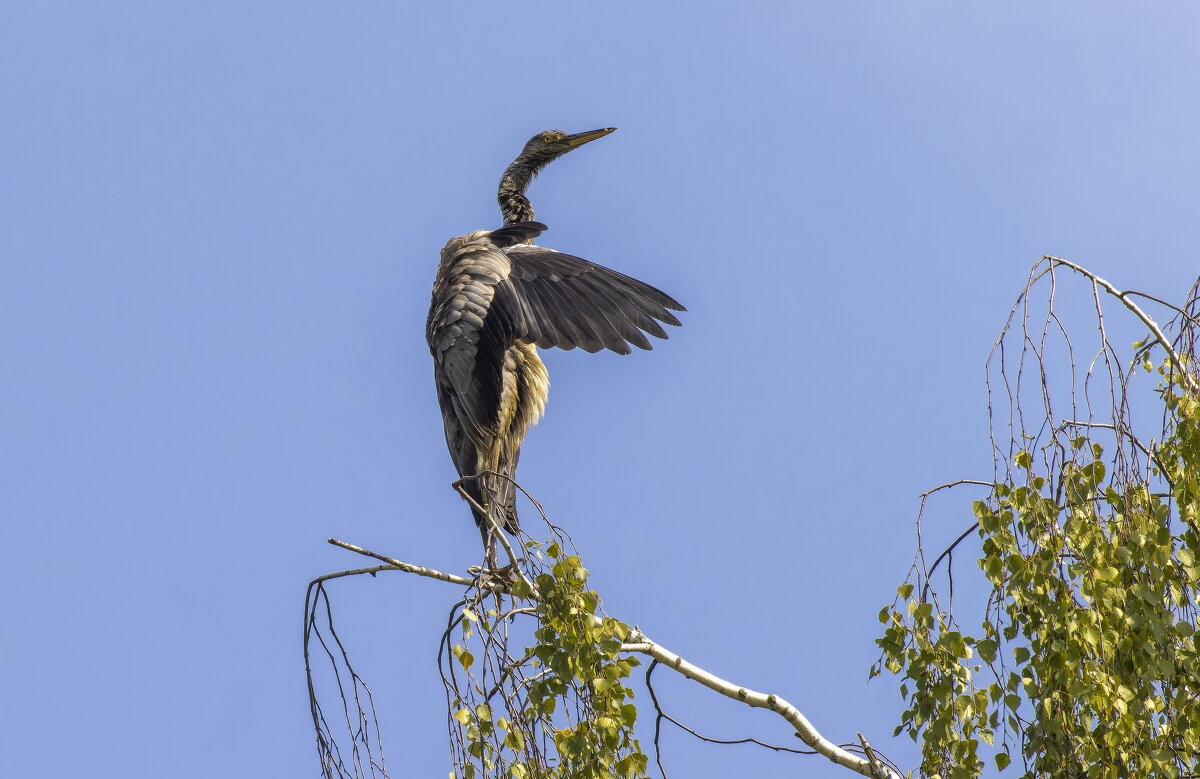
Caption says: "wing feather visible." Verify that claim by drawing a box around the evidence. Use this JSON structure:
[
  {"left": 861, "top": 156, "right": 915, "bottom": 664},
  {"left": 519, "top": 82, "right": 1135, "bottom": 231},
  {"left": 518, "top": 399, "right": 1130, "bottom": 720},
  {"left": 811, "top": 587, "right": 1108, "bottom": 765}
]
[
  {"left": 527, "top": 275, "right": 600, "bottom": 352},
  {"left": 571, "top": 274, "right": 658, "bottom": 349},
  {"left": 500, "top": 244, "right": 684, "bottom": 352}
]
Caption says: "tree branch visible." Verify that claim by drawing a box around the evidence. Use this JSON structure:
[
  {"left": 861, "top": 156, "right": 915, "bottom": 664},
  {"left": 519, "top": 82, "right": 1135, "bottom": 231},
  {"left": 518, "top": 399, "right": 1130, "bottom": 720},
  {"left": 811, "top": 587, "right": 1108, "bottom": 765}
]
[
  {"left": 321, "top": 540, "right": 905, "bottom": 779},
  {"left": 621, "top": 627, "right": 900, "bottom": 778},
  {"left": 326, "top": 538, "right": 480, "bottom": 588},
  {"left": 644, "top": 659, "right": 817, "bottom": 756},
  {"left": 1047, "top": 257, "right": 1199, "bottom": 394}
]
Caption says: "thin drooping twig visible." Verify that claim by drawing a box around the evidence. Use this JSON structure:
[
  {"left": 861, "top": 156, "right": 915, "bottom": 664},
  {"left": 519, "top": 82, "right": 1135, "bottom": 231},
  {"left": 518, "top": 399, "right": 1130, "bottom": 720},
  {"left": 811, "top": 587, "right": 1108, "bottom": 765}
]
[
  {"left": 911, "top": 480, "right": 997, "bottom": 604},
  {"left": 643, "top": 660, "right": 817, "bottom": 758},
  {"left": 646, "top": 659, "right": 672, "bottom": 779},
  {"left": 921, "top": 522, "right": 981, "bottom": 602},
  {"left": 305, "top": 574, "right": 391, "bottom": 779}
]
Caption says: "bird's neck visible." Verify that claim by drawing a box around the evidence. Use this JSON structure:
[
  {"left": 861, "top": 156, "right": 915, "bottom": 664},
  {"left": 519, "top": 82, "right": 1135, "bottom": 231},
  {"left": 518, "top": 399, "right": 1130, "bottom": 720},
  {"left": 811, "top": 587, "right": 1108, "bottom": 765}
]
[{"left": 498, "top": 162, "right": 538, "bottom": 225}]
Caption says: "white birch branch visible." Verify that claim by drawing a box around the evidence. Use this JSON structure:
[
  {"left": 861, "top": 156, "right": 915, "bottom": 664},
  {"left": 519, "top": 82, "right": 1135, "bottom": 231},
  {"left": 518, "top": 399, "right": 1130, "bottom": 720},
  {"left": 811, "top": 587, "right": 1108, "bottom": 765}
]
[
  {"left": 1047, "top": 256, "right": 1199, "bottom": 394},
  {"left": 621, "top": 627, "right": 899, "bottom": 779},
  {"left": 327, "top": 538, "right": 479, "bottom": 587},
  {"left": 324, "top": 538, "right": 902, "bottom": 779}
]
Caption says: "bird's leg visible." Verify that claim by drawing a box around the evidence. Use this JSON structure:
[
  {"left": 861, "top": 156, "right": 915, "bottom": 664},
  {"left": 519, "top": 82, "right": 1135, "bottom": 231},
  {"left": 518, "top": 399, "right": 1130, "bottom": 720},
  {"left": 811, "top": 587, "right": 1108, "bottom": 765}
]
[
  {"left": 480, "top": 522, "right": 499, "bottom": 571},
  {"left": 455, "top": 475, "right": 517, "bottom": 592},
  {"left": 475, "top": 523, "right": 508, "bottom": 614},
  {"left": 455, "top": 474, "right": 495, "bottom": 568}
]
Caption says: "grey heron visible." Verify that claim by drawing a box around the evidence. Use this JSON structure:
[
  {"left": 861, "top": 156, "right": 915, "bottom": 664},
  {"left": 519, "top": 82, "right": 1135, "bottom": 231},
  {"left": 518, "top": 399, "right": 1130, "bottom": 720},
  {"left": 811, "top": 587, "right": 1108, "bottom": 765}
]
[{"left": 425, "top": 128, "right": 684, "bottom": 557}]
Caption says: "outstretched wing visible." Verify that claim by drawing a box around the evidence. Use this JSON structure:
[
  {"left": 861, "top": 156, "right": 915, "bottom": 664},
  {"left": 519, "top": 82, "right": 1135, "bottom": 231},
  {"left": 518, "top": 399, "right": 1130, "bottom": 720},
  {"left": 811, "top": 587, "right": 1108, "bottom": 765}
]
[
  {"left": 427, "top": 222, "right": 685, "bottom": 442},
  {"left": 498, "top": 243, "right": 685, "bottom": 355}
]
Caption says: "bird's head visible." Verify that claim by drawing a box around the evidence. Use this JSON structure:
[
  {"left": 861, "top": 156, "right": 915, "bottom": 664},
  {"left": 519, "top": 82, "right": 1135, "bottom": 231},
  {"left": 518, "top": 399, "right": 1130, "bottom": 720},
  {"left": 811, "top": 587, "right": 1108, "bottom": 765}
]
[
  {"left": 512, "top": 128, "right": 617, "bottom": 172},
  {"left": 498, "top": 127, "right": 616, "bottom": 224}
]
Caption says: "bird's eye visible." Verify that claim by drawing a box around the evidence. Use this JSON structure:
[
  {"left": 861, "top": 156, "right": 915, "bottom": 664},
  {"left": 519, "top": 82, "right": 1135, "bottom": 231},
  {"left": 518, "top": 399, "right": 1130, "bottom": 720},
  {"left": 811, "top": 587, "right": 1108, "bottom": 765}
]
[{"left": 544, "top": 133, "right": 562, "bottom": 144}]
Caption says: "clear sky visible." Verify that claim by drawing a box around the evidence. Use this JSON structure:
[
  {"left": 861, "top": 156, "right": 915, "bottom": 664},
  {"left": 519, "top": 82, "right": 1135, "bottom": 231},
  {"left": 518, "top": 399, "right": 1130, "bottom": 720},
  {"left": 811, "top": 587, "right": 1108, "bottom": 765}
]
[{"left": 4, "top": 3, "right": 1199, "bottom": 777}]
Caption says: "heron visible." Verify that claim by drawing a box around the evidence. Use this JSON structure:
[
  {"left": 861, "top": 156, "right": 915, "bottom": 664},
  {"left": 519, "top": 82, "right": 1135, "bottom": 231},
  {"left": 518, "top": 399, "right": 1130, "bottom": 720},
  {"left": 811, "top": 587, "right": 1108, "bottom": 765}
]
[{"left": 425, "top": 128, "right": 685, "bottom": 560}]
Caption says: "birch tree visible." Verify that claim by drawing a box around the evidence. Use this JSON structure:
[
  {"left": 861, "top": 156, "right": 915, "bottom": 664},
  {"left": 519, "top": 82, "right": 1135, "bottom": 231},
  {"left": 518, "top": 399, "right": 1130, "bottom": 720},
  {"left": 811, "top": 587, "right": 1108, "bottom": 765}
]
[{"left": 877, "top": 259, "right": 1200, "bottom": 778}]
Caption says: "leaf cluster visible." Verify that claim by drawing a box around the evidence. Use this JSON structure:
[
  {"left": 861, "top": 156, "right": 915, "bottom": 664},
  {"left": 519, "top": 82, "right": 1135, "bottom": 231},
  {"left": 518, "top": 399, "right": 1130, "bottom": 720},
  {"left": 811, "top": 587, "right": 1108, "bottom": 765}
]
[
  {"left": 877, "top": 364, "right": 1200, "bottom": 778},
  {"left": 447, "top": 541, "right": 648, "bottom": 779}
]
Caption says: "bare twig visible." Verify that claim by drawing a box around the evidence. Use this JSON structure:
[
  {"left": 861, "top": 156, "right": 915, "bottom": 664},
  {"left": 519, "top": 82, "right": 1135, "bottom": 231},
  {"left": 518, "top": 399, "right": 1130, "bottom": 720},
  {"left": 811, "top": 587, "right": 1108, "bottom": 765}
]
[
  {"left": 921, "top": 522, "right": 981, "bottom": 602},
  {"left": 326, "top": 538, "right": 480, "bottom": 588},
  {"left": 919, "top": 479, "right": 998, "bottom": 498}
]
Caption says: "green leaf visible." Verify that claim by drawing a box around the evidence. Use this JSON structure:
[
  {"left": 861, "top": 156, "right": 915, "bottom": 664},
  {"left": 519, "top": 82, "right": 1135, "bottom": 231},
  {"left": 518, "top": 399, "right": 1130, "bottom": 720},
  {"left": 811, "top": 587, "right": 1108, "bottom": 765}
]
[
  {"left": 1133, "top": 582, "right": 1159, "bottom": 604},
  {"left": 593, "top": 677, "right": 617, "bottom": 695},
  {"left": 453, "top": 644, "right": 474, "bottom": 671},
  {"left": 939, "top": 631, "right": 968, "bottom": 658}
]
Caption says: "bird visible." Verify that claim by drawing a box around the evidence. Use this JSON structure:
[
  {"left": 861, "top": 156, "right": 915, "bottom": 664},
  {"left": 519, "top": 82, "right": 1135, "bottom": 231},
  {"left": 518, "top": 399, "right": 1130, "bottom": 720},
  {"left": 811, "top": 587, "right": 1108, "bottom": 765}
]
[{"left": 425, "top": 128, "right": 685, "bottom": 559}]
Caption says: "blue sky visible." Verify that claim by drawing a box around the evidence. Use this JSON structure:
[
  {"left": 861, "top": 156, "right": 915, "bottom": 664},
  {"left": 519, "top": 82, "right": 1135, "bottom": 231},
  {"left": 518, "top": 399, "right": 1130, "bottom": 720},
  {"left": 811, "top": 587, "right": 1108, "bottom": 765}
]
[{"left": 3, "top": 3, "right": 1199, "bottom": 777}]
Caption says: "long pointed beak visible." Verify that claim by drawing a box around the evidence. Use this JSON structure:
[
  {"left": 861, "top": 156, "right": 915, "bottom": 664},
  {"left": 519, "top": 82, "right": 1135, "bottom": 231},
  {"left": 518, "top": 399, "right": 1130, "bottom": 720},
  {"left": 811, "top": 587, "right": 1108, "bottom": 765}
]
[{"left": 564, "top": 127, "right": 617, "bottom": 148}]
